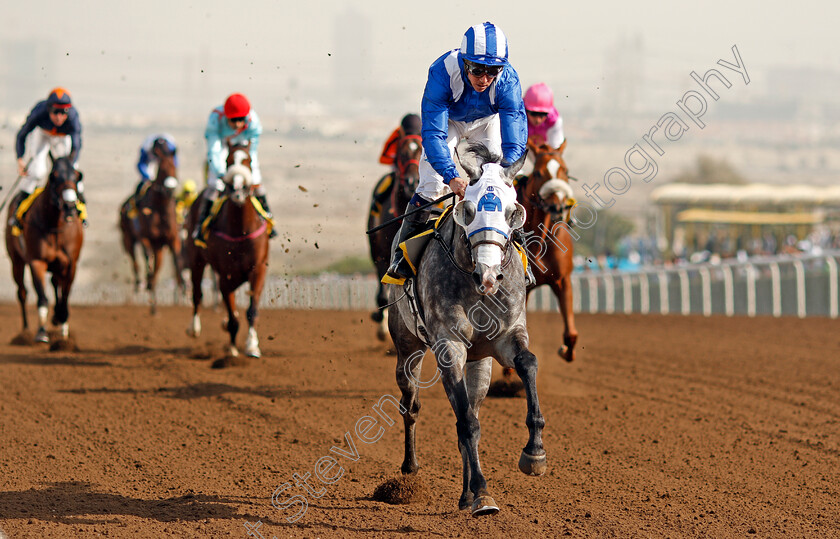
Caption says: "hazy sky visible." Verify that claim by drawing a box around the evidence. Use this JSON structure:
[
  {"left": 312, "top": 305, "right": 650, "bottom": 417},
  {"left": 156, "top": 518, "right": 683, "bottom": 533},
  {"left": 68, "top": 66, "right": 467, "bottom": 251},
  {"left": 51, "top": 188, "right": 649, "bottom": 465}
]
[{"left": 3, "top": 0, "right": 838, "bottom": 120}]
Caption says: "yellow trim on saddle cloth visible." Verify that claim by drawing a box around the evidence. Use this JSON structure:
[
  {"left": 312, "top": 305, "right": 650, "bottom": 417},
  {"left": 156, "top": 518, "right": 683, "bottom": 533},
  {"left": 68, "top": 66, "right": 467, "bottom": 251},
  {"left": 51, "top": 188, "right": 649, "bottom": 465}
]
[
  {"left": 513, "top": 240, "right": 529, "bottom": 273},
  {"left": 11, "top": 188, "right": 44, "bottom": 237},
  {"left": 249, "top": 195, "right": 275, "bottom": 234},
  {"left": 380, "top": 206, "right": 453, "bottom": 286},
  {"left": 127, "top": 183, "right": 153, "bottom": 219},
  {"left": 11, "top": 188, "right": 86, "bottom": 236}
]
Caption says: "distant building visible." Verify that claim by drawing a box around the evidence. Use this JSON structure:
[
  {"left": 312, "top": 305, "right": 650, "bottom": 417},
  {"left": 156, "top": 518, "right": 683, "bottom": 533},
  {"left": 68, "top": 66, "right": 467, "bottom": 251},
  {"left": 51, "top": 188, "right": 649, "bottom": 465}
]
[{"left": 651, "top": 183, "right": 840, "bottom": 257}]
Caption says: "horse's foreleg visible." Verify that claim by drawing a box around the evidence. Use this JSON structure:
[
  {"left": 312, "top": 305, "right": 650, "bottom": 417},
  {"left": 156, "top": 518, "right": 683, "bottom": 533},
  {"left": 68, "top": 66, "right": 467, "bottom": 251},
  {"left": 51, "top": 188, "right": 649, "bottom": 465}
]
[
  {"left": 50, "top": 268, "right": 72, "bottom": 339},
  {"left": 11, "top": 255, "right": 28, "bottom": 331},
  {"left": 170, "top": 239, "right": 186, "bottom": 302},
  {"left": 122, "top": 229, "right": 141, "bottom": 292},
  {"left": 458, "top": 356, "right": 493, "bottom": 510},
  {"left": 373, "top": 283, "right": 389, "bottom": 341},
  {"left": 147, "top": 246, "right": 163, "bottom": 315},
  {"left": 512, "top": 346, "right": 547, "bottom": 477},
  {"left": 394, "top": 335, "right": 428, "bottom": 477},
  {"left": 244, "top": 264, "right": 267, "bottom": 358},
  {"left": 436, "top": 340, "right": 497, "bottom": 516},
  {"left": 221, "top": 289, "right": 240, "bottom": 357},
  {"left": 187, "top": 258, "right": 206, "bottom": 338},
  {"left": 29, "top": 261, "right": 50, "bottom": 343},
  {"left": 551, "top": 277, "right": 578, "bottom": 362}
]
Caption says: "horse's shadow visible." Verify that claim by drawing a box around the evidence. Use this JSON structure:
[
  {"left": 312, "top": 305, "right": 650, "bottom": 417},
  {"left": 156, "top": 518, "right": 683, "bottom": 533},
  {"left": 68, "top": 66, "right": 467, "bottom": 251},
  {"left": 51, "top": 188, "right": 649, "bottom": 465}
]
[
  {"left": 0, "top": 351, "right": 111, "bottom": 367},
  {"left": 0, "top": 481, "right": 277, "bottom": 525},
  {"left": 60, "top": 382, "right": 376, "bottom": 401}
]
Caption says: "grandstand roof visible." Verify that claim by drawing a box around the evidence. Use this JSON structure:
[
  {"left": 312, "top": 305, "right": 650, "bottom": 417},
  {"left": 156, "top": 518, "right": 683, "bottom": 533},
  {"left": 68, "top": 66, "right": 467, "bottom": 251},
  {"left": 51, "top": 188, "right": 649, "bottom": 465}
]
[{"left": 651, "top": 183, "right": 840, "bottom": 206}]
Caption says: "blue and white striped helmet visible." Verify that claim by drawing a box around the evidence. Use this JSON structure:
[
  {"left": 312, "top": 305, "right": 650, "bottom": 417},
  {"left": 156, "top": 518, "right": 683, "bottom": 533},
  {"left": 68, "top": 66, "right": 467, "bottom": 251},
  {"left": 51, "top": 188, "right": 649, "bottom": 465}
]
[{"left": 460, "top": 22, "right": 509, "bottom": 66}]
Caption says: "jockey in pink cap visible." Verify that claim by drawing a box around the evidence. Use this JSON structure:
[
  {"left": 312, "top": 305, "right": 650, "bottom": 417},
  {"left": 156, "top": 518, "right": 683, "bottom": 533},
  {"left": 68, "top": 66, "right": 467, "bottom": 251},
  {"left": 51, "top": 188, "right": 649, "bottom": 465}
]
[{"left": 523, "top": 83, "right": 565, "bottom": 150}]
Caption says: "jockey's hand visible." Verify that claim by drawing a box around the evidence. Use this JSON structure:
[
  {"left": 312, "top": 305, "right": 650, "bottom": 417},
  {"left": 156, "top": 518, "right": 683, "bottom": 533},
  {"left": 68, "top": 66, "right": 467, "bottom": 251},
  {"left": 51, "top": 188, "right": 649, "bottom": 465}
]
[
  {"left": 449, "top": 177, "right": 468, "bottom": 199},
  {"left": 17, "top": 158, "right": 27, "bottom": 177}
]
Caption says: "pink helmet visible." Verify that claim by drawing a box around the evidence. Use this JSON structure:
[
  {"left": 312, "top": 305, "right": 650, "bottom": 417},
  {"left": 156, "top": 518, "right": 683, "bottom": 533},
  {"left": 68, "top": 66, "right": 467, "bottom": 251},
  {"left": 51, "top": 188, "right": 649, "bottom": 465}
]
[{"left": 523, "top": 83, "right": 554, "bottom": 113}]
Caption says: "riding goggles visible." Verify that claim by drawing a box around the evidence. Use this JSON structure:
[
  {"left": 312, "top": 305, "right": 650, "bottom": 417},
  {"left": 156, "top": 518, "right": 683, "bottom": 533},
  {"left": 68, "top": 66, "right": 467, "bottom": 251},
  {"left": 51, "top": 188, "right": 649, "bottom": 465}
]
[{"left": 463, "top": 61, "right": 503, "bottom": 79}]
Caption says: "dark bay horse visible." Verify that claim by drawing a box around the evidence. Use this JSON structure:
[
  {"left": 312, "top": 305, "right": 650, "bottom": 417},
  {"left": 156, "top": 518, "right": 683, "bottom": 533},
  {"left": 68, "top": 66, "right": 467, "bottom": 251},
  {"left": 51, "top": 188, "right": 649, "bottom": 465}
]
[
  {"left": 367, "top": 133, "right": 422, "bottom": 340},
  {"left": 516, "top": 141, "right": 578, "bottom": 362},
  {"left": 388, "top": 145, "right": 546, "bottom": 516},
  {"left": 185, "top": 141, "right": 269, "bottom": 360},
  {"left": 5, "top": 155, "right": 84, "bottom": 345},
  {"left": 119, "top": 145, "right": 185, "bottom": 313}
]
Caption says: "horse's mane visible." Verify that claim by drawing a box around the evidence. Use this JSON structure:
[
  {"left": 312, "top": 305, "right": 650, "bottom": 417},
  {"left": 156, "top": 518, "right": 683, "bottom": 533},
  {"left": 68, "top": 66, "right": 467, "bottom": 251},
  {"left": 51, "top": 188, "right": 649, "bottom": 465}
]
[{"left": 465, "top": 143, "right": 502, "bottom": 165}]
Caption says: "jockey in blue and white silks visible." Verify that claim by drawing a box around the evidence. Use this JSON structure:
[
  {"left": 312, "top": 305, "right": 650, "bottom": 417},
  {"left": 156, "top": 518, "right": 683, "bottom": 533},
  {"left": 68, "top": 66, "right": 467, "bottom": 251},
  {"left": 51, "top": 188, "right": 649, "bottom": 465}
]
[
  {"left": 191, "top": 93, "right": 276, "bottom": 240},
  {"left": 386, "top": 21, "right": 527, "bottom": 282},
  {"left": 134, "top": 133, "right": 178, "bottom": 197}
]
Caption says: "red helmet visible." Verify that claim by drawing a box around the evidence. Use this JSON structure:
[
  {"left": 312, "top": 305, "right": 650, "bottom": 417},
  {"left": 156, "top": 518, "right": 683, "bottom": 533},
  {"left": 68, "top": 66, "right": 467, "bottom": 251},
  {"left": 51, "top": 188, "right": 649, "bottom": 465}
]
[
  {"left": 47, "top": 87, "right": 72, "bottom": 108},
  {"left": 224, "top": 93, "right": 250, "bottom": 118}
]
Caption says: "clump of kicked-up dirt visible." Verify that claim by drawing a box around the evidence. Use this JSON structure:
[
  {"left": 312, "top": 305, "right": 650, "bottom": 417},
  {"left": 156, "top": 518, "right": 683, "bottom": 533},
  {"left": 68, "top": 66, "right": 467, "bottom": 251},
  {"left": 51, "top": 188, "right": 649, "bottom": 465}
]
[{"left": 372, "top": 474, "right": 431, "bottom": 505}]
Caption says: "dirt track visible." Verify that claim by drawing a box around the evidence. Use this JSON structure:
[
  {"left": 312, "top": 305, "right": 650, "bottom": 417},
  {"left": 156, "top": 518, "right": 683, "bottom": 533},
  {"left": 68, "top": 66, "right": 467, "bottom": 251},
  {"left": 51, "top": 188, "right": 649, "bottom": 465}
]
[{"left": 1, "top": 304, "right": 839, "bottom": 538}]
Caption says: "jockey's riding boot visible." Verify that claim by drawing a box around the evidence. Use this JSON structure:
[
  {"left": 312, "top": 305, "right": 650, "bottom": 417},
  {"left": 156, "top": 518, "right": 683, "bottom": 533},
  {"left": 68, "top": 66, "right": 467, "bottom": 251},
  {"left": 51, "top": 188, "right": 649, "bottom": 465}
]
[
  {"left": 7, "top": 191, "right": 26, "bottom": 231},
  {"left": 192, "top": 195, "right": 213, "bottom": 240},
  {"left": 255, "top": 193, "right": 278, "bottom": 239},
  {"left": 385, "top": 206, "right": 431, "bottom": 281},
  {"left": 134, "top": 180, "right": 146, "bottom": 199}
]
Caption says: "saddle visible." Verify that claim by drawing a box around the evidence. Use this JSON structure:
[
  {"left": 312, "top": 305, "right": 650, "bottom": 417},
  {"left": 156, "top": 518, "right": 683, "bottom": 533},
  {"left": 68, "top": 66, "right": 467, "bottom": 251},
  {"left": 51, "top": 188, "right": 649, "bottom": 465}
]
[
  {"left": 194, "top": 195, "right": 274, "bottom": 248},
  {"left": 126, "top": 183, "right": 154, "bottom": 219},
  {"left": 369, "top": 173, "right": 395, "bottom": 222}
]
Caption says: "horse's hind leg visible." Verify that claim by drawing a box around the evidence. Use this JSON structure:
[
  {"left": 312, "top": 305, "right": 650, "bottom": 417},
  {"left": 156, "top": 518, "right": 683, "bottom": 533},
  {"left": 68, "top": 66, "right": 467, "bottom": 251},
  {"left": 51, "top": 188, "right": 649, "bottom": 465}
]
[
  {"left": 458, "top": 357, "right": 493, "bottom": 510},
  {"left": 170, "top": 240, "right": 186, "bottom": 302},
  {"left": 551, "top": 277, "right": 578, "bottom": 362},
  {"left": 373, "top": 283, "right": 389, "bottom": 341},
  {"left": 29, "top": 261, "right": 50, "bottom": 343}
]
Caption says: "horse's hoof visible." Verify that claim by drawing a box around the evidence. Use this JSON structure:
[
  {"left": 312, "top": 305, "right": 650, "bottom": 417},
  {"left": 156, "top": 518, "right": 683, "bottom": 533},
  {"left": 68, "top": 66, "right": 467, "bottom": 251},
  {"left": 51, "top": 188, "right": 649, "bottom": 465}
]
[
  {"left": 518, "top": 451, "right": 547, "bottom": 476},
  {"left": 244, "top": 346, "right": 261, "bottom": 358},
  {"left": 458, "top": 492, "right": 474, "bottom": 511},
  {"left": 229, "top": 346, "right": 239, "bottom": 358},
  {"left": 370, "top": 311, "right": 384, "bottom": 323},
  {"left": 35, "top": 329, "right": 49, "bottom": 343},
  {"left": 471, "top": 495, "right": 499, "bottom": 517}
]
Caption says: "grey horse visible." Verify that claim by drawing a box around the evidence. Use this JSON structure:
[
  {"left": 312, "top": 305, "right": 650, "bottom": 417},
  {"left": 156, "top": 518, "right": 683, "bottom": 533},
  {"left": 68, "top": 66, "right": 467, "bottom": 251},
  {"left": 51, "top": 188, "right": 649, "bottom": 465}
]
[{"left": 387, "top": 144, "right": 546, "bottom": 516}]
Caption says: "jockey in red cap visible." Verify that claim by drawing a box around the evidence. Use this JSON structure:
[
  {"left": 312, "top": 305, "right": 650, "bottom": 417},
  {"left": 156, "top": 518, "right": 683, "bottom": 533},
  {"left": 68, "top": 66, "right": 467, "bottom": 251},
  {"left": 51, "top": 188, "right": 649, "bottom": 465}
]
[{"left": 192, "top": 93, "right": 277, "bottom": 240}]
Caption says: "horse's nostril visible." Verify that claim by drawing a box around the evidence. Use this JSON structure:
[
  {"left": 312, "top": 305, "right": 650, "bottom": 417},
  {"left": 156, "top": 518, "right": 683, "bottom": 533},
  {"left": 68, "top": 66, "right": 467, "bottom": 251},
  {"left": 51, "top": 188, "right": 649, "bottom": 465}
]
[
  {"left": 497, "top": 273, "right": 504, "bottom": 281},
  {"left": 472, "top": 271, "right": 482, "bottom": 286}
]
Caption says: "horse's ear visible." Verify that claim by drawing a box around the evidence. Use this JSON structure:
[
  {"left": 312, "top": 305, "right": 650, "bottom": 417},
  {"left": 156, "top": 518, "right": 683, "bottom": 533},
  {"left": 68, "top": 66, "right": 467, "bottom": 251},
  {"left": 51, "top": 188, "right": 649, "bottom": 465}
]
[
  {"left": 504, "top": 149, "right": 528, "bottom": 181},
  {"left": 557, "top": 139, "right": 567, "bottom": 157},
  {"left": 453, "top": 200, "right": 476, "bottom": 228},
  {"left": 508, "top": 202, "right": 526, "bottom": 230}
]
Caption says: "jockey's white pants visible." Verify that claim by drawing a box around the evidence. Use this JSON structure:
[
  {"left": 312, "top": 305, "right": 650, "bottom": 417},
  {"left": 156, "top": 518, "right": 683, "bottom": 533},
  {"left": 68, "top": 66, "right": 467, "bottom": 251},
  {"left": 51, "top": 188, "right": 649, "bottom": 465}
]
[
  {"left": 19, "top": 129, "right": 73, "bottom": 195},
  {"left": 415, "top": 114, "right": 502, "bottom": 202}
]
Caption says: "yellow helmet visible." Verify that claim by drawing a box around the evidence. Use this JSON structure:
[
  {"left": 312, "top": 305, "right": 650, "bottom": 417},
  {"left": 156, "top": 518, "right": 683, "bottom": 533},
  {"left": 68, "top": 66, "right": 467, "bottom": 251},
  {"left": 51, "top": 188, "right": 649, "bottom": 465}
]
[{"left": 182, "top": 179, "right": 197, "bottom": 192}]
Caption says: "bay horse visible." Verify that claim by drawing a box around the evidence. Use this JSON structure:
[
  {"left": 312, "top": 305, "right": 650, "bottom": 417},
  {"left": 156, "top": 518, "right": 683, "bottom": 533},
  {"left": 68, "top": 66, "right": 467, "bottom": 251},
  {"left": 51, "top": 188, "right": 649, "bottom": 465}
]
[
  {"left": 185, "top": 141, "right": 269, "bottom": 360},
  {"left": 388, "top": 144, "right": 546, "bottom": 516},
  {"left": 367, "top": 132, "right": 422, "bottom": 340},
  {"left": 4, "top": 155, "right": 84, "bottom": 345},
  {"left": 516, "top": 140, "right": 578, "bottom": 362},
  {"left": 119, "top": 145, "right": 185, "bottom": 314}
]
